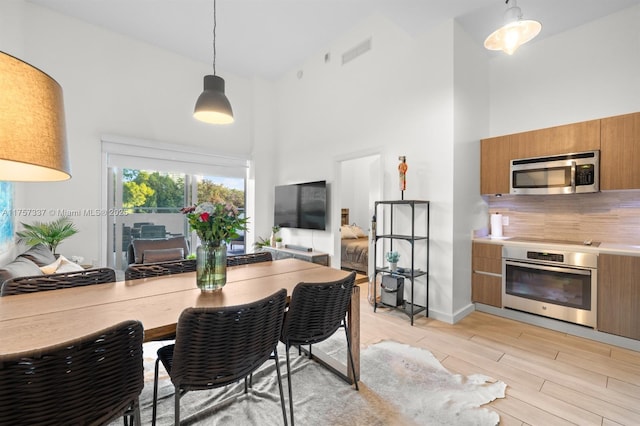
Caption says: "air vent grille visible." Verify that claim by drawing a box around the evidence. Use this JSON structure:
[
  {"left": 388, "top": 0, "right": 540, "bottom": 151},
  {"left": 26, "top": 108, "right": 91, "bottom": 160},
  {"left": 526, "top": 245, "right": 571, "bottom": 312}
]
[{"left": 341, "top": 38, "right": 372, "bottom": 65}]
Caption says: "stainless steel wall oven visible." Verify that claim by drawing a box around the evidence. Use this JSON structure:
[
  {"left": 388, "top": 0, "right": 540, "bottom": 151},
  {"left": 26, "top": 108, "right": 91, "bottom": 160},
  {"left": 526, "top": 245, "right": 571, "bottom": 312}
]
[{"left": 503, "top": 245, "right": 597, "bottom": 328}]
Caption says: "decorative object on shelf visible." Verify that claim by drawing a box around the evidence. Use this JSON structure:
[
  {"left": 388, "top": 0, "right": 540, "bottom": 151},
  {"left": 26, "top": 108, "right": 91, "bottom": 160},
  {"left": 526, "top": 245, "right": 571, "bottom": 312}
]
[
  {"left": 193, "top": 0, "right": 234, "bottom": 124},
  {"left": 0, "top": 51, "right": 70, "bottom": 181},
  {"left": 386, "top": 250, "right": 400, "bottom": 272},
  {"left": 181, "top": 202, "right": 248, "bottom": 291},
  {"left": 16, "top": 217, "right": 79, "bottom": 256},
  {"left": 398, "top": 156, "right": 407, "bottom": 199},
  {"left": 484, "top": 0, "right": 542, "bottom": 55},
  {"left": 270, "top": 225, "right": 280, "bottom": 247},
  {"left": 275, "top": 237, "right": 283, "bottom": 248}
]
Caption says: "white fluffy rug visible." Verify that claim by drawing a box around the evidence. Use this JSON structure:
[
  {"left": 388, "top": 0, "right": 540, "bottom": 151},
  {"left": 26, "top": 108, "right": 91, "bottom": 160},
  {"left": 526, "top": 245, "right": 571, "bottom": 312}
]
[{"left": 134, "top": 338, "right": 506, "bottom": 425}]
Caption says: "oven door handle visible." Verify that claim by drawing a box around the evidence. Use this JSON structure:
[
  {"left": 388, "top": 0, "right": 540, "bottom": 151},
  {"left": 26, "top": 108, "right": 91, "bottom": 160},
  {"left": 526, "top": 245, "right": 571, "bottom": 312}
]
[{"left": 505, "top": 259, "right": 592, "bottom": 276}]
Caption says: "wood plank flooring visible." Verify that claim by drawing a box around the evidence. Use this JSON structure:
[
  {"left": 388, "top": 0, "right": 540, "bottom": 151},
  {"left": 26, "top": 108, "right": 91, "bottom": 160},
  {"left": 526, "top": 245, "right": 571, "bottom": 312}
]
[{"left": 357, "top": 283, "right": 640, "bottom": 425}]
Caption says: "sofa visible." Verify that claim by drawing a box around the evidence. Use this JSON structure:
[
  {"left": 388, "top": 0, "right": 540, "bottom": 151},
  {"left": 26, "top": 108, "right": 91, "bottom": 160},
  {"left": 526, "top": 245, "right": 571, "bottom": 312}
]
[{"left": 0, "top": 241, "right": 115, "bottom": 296}]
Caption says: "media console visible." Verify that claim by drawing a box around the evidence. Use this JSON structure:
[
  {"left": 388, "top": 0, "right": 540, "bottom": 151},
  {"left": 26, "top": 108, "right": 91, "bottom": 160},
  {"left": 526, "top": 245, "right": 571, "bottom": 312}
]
[{"left": 262, "top": 246, "right": 329, "bottom": 266}]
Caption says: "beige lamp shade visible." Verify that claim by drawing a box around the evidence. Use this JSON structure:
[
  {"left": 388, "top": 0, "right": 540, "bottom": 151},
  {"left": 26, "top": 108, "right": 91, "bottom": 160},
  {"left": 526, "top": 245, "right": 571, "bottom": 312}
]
[{"left": 0, "top": 51, "right": 71, "bottom": 181}]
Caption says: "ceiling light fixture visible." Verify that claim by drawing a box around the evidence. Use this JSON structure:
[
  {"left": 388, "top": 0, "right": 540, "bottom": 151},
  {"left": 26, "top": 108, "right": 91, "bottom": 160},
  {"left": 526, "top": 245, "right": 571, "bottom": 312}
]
[
  {"left": 484, "top": 0, "right": 542, "bottom": 55},
  {"left": 0, "top": 51, "right": 70, "bottom": 181},
  {"left": 194, "top": 0, "right": 234, "bottom": 124}
]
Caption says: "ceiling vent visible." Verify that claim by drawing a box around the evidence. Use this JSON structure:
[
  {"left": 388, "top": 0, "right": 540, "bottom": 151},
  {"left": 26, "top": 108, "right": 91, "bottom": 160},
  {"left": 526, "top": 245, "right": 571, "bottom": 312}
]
[{"left": 341, "top": 38, "right": 372, "bottom": 65}]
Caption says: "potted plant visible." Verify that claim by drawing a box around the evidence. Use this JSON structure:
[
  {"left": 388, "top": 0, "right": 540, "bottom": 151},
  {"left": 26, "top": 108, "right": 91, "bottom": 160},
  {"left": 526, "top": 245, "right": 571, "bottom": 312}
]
[
  {"left": 16, "top": 217, "right": 79, "bottom": 256},
  {"left": 385, "top": 250, "right": 400, "bottom": 272},
  {"left": 254, "top": 236, "right": 271, "bottom": 251},
  {"left": 275, "top": 237, "right": 283, "bottom": 248}
]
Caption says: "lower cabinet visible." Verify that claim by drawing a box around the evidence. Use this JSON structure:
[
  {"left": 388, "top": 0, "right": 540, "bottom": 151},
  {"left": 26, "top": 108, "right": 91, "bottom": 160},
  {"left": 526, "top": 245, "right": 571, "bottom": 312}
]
[
  {"left": 598, "top": 254, "right": 640, "bottom": 340},
  {"left": 471, "top": 242, "right": 502, "bottom": 308}
]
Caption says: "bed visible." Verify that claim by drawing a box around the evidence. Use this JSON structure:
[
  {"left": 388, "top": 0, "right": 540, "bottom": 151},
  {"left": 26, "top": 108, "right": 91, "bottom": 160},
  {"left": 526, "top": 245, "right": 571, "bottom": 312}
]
[{"left": 340, "top": 209, "right": 369, "bottom": 274}]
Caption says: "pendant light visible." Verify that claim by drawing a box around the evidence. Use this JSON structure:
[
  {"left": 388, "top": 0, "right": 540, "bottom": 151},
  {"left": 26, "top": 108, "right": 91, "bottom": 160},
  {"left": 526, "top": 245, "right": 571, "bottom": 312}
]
[
  {"left": 0, "top": 51, "right": 70, "bottom": 181},
  {"left": 194, "top": 0, "right": 234, "bottom": 124},
  {"left": 484, "top": 0, "right": 542, "bottom": 55}
]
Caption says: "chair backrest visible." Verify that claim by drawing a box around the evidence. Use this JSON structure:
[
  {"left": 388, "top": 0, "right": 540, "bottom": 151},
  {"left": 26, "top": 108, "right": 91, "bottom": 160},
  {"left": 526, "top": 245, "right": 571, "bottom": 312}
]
[
  {"left": 0, "top": 320, "right": 144, "bottom": 425},
  {"left": 170, "top": 288, "right": 287, "bottom": 391},
  {"left": 281, "top": 271, "right": 356, "bottom": 346},
  {"left": 1, "top": 267, "right": 116, "bottom": 296},
  {"left": 128, "top": 236, "right": 189, "bottom": 264},
  {"left": 125, "top": 259, "right": 196, "bottom": 280},
  {"left": 140, "top": 224, "right": 166, "bottom": 239},
  {"left": 227, "top": 251, "right": 272, "bottom": 266}
]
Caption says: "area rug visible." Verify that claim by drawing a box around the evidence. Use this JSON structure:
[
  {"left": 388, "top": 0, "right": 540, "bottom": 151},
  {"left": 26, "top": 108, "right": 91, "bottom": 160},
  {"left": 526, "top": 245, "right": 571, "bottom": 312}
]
[{"left": 133, "top": 338, "right": 506, "bottom": 425}]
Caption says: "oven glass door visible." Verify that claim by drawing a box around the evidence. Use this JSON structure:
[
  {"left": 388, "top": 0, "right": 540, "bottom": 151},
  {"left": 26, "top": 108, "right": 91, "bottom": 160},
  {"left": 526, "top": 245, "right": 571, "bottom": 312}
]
[
  {"left": 512, "top": 166, "right": 572, "bottom": 189},
  {"left": 505, "top": 260, "right": 592, "bottom": 311}
]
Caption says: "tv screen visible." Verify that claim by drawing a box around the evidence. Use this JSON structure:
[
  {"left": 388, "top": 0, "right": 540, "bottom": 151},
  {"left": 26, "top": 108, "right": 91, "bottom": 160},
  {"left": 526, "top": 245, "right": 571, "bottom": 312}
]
[{"left": 274, "top": 180, "right": 327, "bottom": 230}]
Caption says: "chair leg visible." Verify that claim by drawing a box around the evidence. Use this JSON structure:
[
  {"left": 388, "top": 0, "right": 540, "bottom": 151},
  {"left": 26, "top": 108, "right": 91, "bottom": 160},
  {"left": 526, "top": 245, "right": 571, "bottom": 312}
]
[
  {"left": 285, "top": 343, "right": 295, "bottom": 426},
  {"left": 152, "top": 358, "right": 161, "bottom": 426},
  {"left": 175, "top": 387, "right": 181, "bottom": 425},
  {"left": 343, "top": 319, "right": 359, "bottom": 391},
  {"left": 273, "top": 346, "right": 288, "bottom": 425}
]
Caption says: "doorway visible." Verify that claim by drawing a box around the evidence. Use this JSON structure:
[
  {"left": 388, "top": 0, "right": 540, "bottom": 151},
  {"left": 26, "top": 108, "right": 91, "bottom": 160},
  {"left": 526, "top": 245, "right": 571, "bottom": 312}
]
[{"left": 334, "top": 153, "right": 382, "bottom": 282}]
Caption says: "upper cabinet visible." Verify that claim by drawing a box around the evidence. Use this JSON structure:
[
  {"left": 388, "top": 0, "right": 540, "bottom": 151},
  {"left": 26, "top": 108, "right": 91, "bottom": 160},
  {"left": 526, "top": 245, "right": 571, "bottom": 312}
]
[
  {"left": 510, "top": 119, "right": 600, "bottom": 160},
  {"left": 480, "top": 135, "right": 511, "bottom": 195},
  {"left": 480, "top": 114, "right": 639, "bottom": 195},
  {"left": 600, "top": 112, "right": 640, "bottom": 190}
]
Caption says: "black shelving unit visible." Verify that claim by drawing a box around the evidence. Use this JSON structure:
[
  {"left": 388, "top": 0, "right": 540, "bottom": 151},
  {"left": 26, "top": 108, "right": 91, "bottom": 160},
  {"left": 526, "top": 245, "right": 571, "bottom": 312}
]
[{"left": 372, "top": 200, "right": 429, "bottom": 325}]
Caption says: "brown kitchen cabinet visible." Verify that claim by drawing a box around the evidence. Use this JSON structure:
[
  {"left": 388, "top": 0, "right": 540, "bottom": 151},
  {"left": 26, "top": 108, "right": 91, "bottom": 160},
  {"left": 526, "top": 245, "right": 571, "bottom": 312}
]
[
  {"left": 480, "top": 135, "right": 511, "bottom": 195},
  {"left": 597, "top": 253, "right": 640, "bottom": 340},
  {"left": 600, "top": 112, "right": 640, "bottom": 190},
  {"left": 471, "top": 242, "right": 502, "bottom": 307},
  {"left": 510, "top": 119, "right": 600, "bottom": 160}
]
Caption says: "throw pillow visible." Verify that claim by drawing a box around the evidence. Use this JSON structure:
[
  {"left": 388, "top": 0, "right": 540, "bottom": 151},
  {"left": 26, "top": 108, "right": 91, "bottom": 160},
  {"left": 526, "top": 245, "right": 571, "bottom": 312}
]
[
  {"left": 19, "top": 243, "right": 57, "bottom": 266},
  {"left": 0, "top": 257, "right": 44, "bottom": 283},
  {"left": 39, "top": 255, "right": 85, "bottom": 275},
  {"left": 143, "top": 248, "right": 184, "bottom": 264}
]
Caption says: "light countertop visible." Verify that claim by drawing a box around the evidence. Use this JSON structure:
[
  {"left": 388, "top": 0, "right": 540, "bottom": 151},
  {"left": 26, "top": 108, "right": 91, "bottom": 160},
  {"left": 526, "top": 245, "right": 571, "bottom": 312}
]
[{"left": 473, "top": 236, "right": 640, "bottom": 257}]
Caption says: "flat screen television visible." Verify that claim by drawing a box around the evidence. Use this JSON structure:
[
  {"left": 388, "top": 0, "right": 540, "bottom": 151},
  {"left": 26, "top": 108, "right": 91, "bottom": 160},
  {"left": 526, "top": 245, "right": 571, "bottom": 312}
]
[{"left": 274, "top": 180, "right": 327, "bottom": 230}]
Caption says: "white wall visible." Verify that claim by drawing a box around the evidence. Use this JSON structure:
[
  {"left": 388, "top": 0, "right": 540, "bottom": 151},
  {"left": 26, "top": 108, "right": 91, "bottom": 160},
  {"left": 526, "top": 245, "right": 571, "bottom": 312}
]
[
  {"left": 488, "top": 5, "right": 640, "bottom": 136},
  {"left": 272, "top": 13, "right": 458, "bottom": 321},
  {"left": 2, "top": 2, "right": 260, "bottom": 264},
  {"left": 340, "top": 156, "right": 375, "bottom": 228}
]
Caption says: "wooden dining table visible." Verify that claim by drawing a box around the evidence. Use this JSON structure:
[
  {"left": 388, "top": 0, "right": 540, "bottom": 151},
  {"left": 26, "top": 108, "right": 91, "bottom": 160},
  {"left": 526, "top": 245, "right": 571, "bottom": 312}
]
[{"left": 0, "top": 258, "right": 359, "bottom": 382}]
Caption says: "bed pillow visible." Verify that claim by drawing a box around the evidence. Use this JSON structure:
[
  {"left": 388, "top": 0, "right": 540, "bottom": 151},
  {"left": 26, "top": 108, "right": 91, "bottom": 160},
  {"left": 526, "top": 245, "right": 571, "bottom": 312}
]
[
  {"left": 0, "top": 257, "right": 44, "bottom": 283},
  {"left": 341, "top": 225, "right": 358, "bottom": 239},
  {"left": 143, "top": 248, "right": 184, "bottom": 264},
  {"left": 350, "top": 224, "right": 367, "bottom": 238},
  {"left": 40, "top": 255, "right": 85, "bottom": 275}
]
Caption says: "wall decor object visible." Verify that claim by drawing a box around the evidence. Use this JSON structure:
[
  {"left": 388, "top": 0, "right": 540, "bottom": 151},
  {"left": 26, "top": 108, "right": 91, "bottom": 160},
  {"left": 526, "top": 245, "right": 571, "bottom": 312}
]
[{"left": 0, "top": 182, "right": 14, "bottom": 254}]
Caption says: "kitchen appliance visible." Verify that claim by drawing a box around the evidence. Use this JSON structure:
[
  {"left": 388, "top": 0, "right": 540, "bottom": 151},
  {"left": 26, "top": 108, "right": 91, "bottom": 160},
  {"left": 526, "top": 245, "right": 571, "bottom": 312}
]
[
  {"left": 510, "top": 150, "right": 599, "bottom": 195},
  {"left": 503, "top": 245, "right": 597, "bottom": 328}
]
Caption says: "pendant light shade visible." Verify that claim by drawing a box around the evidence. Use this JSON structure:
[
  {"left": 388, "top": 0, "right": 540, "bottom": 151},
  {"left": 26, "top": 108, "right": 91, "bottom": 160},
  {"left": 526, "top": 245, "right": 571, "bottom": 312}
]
[
  {"left": 194, "top": 75, "right": 234, "bottom": 124},
  {"left": 194, "top": 0, "right": 234, "bottom": 125},
  {"left": 0, "top": 51, "right": 70, "bottom": 181},
  {"left": 484, "top": 0, "right": 541, "bottom": 55}
]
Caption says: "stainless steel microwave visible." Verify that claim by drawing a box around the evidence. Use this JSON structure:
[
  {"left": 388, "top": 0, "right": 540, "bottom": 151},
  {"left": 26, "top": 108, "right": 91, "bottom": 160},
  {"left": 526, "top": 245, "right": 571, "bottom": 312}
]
[{"left": 510, "top": 150, "right": 599, "bottom": 195}]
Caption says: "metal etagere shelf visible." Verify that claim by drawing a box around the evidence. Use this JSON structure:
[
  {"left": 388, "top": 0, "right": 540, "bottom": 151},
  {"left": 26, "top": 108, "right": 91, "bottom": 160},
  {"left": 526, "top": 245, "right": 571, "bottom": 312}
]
[{"left": 372, "top": 200, "right": 429, "bottom": 325}]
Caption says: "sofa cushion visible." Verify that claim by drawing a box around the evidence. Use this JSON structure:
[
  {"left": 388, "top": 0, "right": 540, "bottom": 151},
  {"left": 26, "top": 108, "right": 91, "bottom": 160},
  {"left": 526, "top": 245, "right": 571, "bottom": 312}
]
[
  {"left": 19, "top": 244, "right": 57, "bottom": 267},
  {"left": 0, "top": 257, "right": 44, "bottom": 283},
  {"left": 142, "top": 248, "right": 184, "bottom": 264}
]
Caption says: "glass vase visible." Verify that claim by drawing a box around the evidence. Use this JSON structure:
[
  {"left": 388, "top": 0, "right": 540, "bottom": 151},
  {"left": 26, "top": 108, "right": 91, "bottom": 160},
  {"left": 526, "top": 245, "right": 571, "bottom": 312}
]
[{"left": 196, "top": 242, "right": 227, "bottom": 291}]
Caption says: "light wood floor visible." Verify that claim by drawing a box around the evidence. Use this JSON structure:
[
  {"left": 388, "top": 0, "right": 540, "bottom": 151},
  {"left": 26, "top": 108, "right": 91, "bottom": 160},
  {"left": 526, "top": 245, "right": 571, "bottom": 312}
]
[{"left": 357, "top": 283, "right": 640, "bottom": 426}]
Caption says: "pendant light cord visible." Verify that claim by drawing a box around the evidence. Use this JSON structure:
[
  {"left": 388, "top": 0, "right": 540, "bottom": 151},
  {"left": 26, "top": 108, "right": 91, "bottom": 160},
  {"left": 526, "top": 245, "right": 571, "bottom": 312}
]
[{"left": 213, "top": 0, "right": 217, "bottom": 75}]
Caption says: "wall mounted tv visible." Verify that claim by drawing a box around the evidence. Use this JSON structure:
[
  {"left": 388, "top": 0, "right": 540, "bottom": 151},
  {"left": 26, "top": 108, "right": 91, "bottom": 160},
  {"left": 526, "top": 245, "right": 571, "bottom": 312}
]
[{"left": 274, "top": 180, "right": 327, "bottom": 230}]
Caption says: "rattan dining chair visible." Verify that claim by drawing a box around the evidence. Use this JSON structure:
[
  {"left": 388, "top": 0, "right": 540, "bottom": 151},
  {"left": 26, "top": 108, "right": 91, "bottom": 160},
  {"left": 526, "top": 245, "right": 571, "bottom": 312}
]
[
  {"left": 0, "top": 320, "right": 144, "bottom": 425},
  {"left": 124, "top": 258, "right": 196, "bottom": 280},
  {"left": 152, "top": 288, "right": 289, "bottom": 425},
  {"left": 227, "top": 251, "right": 273, "bottom": 266},
  {"left": 0, "top": 267, "right": 116, "bottom": 296},
  {"left": 280, "top": 271, "right": 358, "bottom": 425}
]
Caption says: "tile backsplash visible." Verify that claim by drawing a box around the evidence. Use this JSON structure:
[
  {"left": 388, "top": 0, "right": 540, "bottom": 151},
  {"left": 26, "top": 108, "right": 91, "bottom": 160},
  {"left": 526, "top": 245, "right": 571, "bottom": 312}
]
[{"left": 487, "top": 191, "right": 640, "bottom": 245}]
